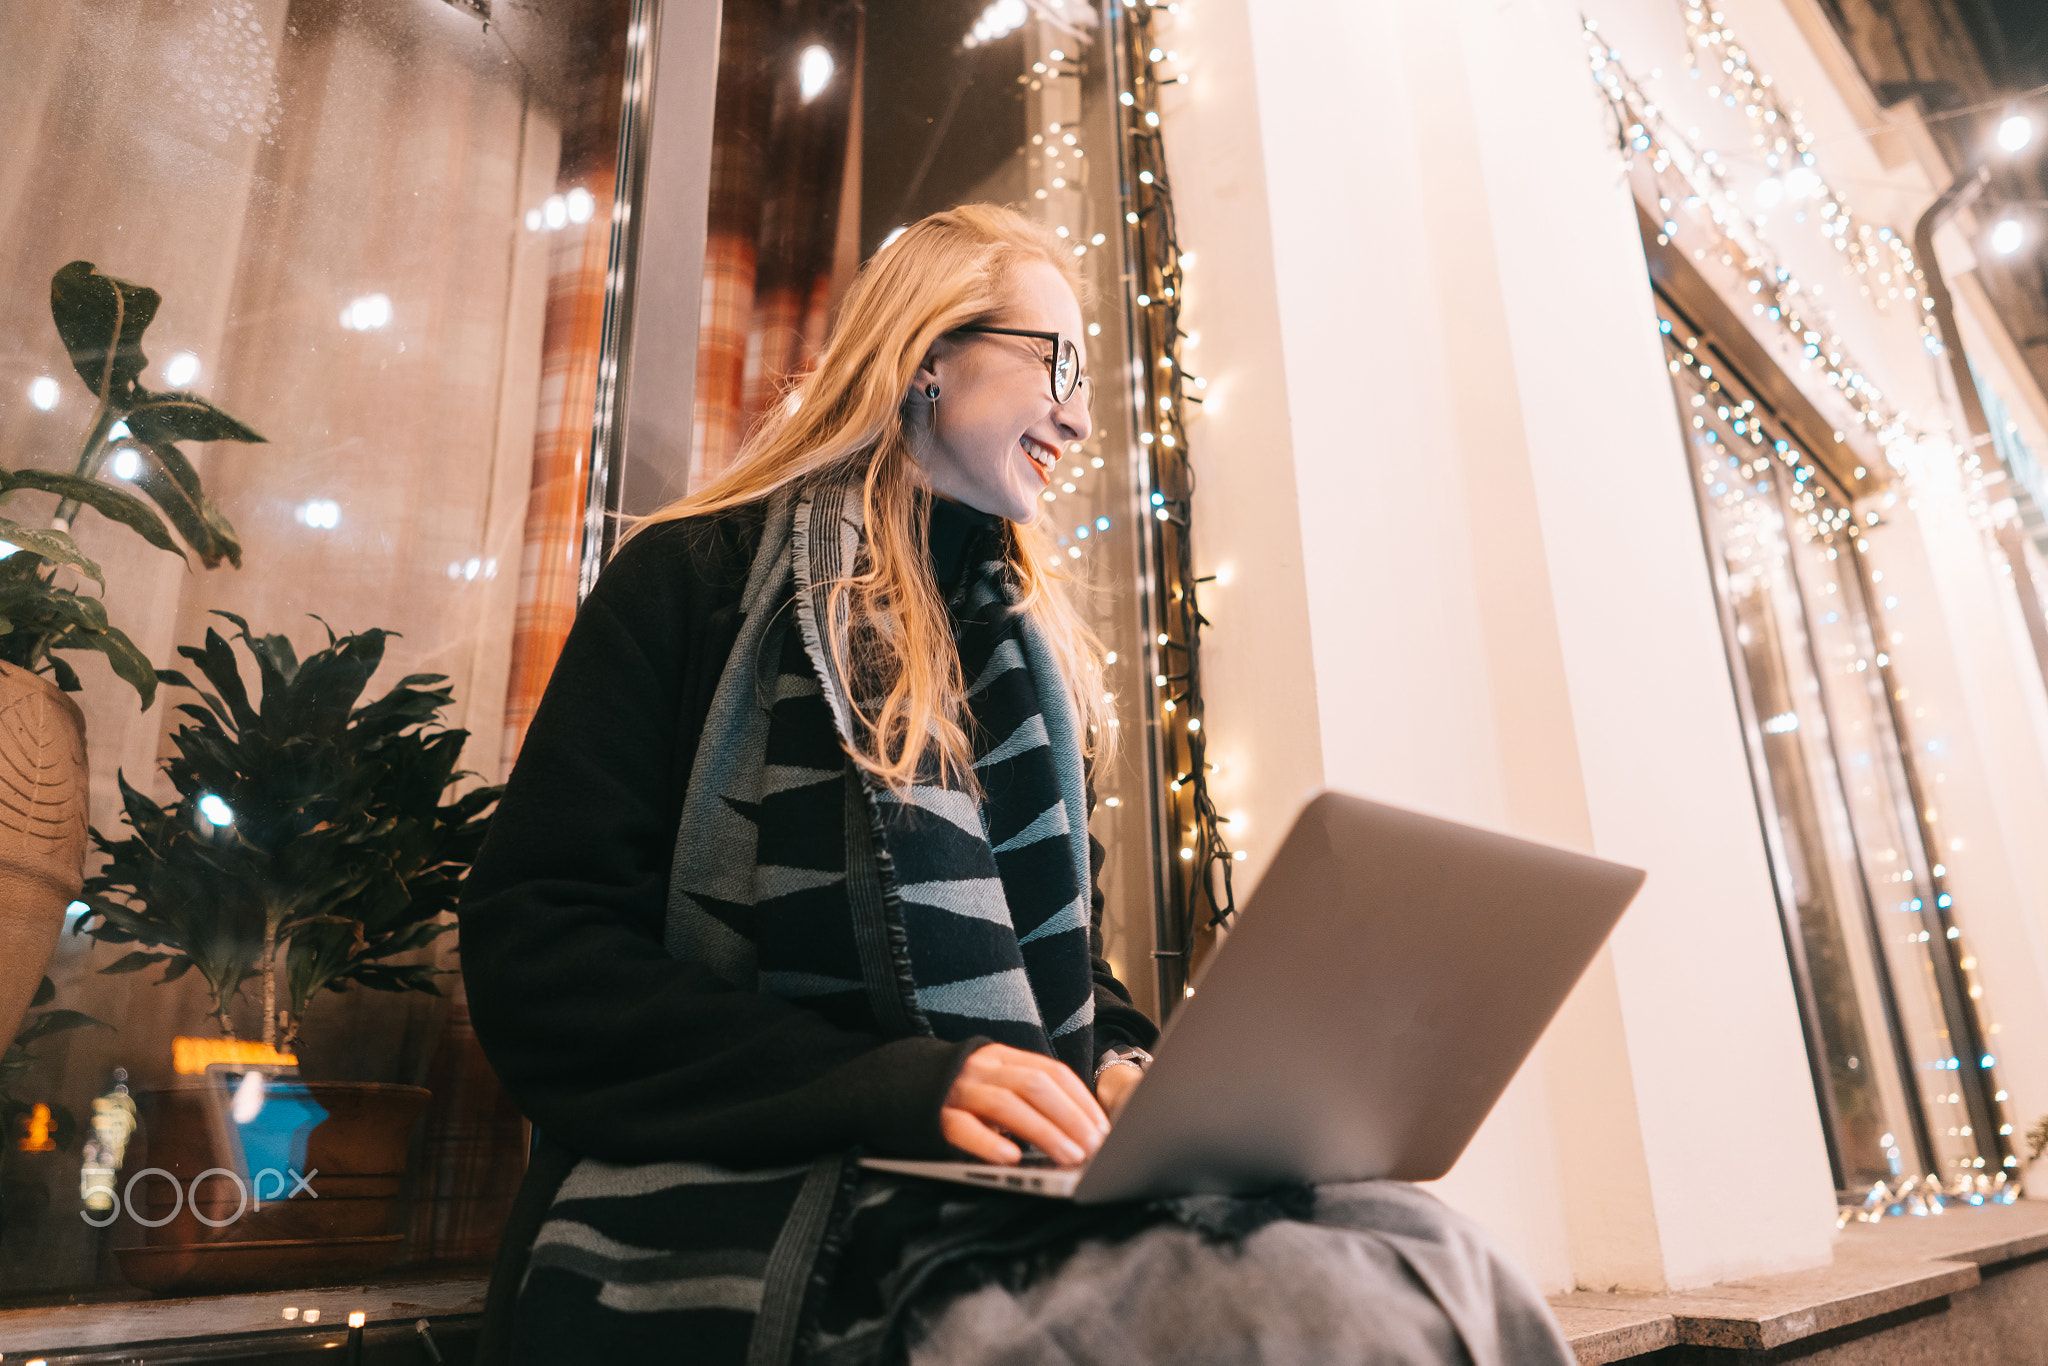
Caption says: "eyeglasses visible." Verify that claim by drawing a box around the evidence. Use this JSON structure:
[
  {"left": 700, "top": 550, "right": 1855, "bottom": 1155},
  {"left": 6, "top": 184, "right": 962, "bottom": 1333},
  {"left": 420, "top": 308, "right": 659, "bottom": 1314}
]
[{"left": 954, "top": 326, "right": 1088, "bottom": 405}]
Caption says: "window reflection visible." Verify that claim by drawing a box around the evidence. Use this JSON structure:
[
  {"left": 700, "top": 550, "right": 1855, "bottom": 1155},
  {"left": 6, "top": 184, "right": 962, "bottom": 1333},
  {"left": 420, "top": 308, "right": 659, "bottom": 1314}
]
[{"left": 0, "top": 0, "right": 636, "bottom": 1302}]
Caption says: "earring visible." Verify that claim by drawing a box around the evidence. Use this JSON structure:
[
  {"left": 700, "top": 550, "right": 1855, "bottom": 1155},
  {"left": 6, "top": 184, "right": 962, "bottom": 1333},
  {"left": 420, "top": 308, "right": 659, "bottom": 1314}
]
[{"left": 925, "top": 384, "right": 940, "bottom": 401}]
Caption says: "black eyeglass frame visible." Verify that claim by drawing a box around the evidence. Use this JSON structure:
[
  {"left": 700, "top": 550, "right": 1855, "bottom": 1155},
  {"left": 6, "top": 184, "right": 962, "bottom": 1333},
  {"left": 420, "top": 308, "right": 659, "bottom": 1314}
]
[{"left": 952, "top": 325, "right": 1089, "bottom": 405}]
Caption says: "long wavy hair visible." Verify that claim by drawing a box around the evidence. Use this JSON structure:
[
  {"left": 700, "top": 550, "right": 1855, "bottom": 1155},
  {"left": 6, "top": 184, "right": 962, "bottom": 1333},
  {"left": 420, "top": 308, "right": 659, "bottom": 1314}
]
[{"left": 631, "top": 204, "right": 1110, "bottom": 791}]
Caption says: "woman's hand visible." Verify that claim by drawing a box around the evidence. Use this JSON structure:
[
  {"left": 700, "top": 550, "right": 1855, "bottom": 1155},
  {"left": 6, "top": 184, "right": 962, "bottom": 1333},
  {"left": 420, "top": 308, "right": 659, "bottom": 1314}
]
[
  {"left": 1095, "top": 1060, "right": 1142, "bottom": 1120},
  {"left": 940, "top": 1042, "right": 1109, "bottom": 1167}
]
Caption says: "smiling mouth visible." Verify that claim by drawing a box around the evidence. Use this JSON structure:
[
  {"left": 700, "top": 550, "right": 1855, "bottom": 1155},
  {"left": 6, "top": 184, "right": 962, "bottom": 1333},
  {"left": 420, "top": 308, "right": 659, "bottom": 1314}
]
[{"left": 1020, "top": 436, "right": 1058, "bottom": 480}]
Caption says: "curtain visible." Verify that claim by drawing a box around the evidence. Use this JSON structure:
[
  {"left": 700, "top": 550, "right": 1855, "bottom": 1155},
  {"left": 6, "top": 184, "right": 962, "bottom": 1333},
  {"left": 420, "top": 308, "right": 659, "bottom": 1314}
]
[{"left": 690, "top": 0, "right": 864, "bottom": 487}]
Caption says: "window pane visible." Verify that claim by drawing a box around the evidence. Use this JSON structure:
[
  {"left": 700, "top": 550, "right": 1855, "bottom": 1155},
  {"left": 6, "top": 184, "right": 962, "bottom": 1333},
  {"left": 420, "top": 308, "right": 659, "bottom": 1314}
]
[
  {"left": 1661, "top": 313, "right": 2012, "bottom": 1193},
  {"left": 683, "top": 0, "right": 1158, "bottom": 1015},
  {"left": 0, "top": 0, "right": 634, "bottom": 1303}
]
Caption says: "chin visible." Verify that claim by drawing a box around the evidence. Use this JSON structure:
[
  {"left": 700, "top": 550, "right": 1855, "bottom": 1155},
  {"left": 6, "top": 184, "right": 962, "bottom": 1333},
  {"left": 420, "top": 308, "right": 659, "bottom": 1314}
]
[
  {"left": 961, "top": 480, "right": 1035, "bottom": 524},
  {"left": 997, "top": 488, "right": 1041, "bottom": 524}
]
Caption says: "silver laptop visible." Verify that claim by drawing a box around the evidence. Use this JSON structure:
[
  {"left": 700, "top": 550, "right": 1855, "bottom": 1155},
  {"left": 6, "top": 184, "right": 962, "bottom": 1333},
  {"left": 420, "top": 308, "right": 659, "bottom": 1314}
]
[{"left": 862, "top": 790, "right": 1645, "bottom": 1203}]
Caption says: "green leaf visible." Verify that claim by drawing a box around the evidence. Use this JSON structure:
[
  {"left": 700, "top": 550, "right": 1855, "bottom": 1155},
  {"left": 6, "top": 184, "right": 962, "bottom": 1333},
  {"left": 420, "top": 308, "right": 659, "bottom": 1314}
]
[
  {"left": 126, "top": 391, "right": 265, "bottom": 446},
  {"left": 179, "top": 628, "right": 255, "bottom": 729},
  {"left": 12, "top": 1008, "right": 111, "bottom": 1047},
  {"left": 130, "top": 442, "right": 243, "bottom": 569},
  {"left": 156, "top": 669, "right": 237, "bottom": 729},
  {"left": 0, "top": 518, "right": 103, "bottom": 588},
  {"left": 0, "top": 467, "right": 184, "bottom": 559},
  {"left": 49, "top": 261, "right": 159, "bottom": 403},
  {"left": 100, "top": 950, "right": 169, "bottom": 974},
  {"left": 45, "top": 654, "right": 80, "bottom": 693},
  {"left": 57, "top": 623, "right": 159, "bottom": 710}
]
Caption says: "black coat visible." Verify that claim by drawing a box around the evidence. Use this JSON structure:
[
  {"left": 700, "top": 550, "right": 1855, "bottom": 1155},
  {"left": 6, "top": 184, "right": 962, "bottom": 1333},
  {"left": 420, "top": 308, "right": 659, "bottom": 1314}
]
[{"left": 457, "top": 500, "right": 1157, "bottom": 1353}]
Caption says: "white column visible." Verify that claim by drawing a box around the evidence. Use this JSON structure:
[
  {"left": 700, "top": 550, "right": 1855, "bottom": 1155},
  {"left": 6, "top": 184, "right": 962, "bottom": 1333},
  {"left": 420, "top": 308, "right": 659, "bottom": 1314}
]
[{"left": 1166, "top": 0, "right": 1842, "bottom": 1289}]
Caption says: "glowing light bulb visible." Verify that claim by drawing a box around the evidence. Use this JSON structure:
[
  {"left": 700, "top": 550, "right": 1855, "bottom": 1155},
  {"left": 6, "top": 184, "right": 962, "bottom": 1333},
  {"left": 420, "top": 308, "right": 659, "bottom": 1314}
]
[
  {"left": 1990, "top": 217, "right": 2025, "bottom": 256},
  {"left": 28, "top": 376, "right": 59, "bottom": 410},
  {"left": 1997, "top": 113, "right": 2034, "bottom": 154},
  {"left": 163, "top": 352, "right": 201, "bottom": 388},
  {"left": 198, "top": 793, "right": 235, "bottom": 827},
  {"left": 799, "top": 45, "right": 835, "bottom": 101},
  {"left": 338, "top": 292, "right": 393, "bottom": 332}
]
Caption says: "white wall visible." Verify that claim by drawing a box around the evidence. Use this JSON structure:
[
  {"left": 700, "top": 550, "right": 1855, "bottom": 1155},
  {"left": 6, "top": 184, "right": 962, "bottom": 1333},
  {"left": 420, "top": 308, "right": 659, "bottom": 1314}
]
[{"left": 1161, "top": 0, "right": 1844, "bottom": 1290}]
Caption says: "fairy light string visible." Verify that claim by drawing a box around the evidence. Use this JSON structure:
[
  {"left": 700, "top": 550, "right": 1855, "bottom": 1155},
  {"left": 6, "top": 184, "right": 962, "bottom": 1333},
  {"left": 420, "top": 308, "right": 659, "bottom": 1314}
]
[
  {"left": 1112, "top": 0, "right": 1234, "bottom": 1005},
  {"left": 1676, "top": 1, "right": 1928, "bottom": 311},
  {"left": 1588, "top": 23, "right": 1935, "bottom": 464}
]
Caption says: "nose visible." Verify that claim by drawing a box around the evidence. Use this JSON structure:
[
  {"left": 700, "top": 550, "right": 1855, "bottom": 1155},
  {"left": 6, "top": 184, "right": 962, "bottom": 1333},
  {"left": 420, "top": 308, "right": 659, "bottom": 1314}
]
[{"left": 1054, "top": 385, "right": 1092, "bottom": 444}]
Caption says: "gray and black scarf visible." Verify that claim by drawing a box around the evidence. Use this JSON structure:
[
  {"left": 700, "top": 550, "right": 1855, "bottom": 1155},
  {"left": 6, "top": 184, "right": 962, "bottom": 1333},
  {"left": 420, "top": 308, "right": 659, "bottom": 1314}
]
[
  {"left": 666, "top": 475, "right": 1097, "bottom": 1075},
  {"left": 511, "top": 475, "right": 1106, "bottom": 1363}
]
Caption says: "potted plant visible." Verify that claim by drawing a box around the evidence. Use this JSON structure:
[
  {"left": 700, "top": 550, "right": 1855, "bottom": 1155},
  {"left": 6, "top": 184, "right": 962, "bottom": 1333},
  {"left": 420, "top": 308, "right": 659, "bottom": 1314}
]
[
  {"left": 0, "top": 260, "right": 261, "bottom": 1054},
  {"left": 74, "top": 615, "right": 501, "bottom": 1292}
]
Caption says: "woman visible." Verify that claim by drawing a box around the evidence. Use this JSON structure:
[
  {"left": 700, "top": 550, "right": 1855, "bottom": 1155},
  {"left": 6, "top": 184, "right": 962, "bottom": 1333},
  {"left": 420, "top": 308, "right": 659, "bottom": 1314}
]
[{"left": 459, "top": 205, "right": 1573, "bottom": 1365}]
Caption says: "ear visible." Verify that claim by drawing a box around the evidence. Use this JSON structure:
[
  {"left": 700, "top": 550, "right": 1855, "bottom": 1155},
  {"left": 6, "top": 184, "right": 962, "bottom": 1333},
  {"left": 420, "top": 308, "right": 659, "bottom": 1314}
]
[{"left": 910, "top": 350, "right": 942, "bottom": 402}]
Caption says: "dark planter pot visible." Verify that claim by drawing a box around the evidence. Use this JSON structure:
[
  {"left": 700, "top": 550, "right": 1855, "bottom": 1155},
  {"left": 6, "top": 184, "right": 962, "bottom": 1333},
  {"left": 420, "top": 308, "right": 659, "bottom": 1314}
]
[{"left": 113, "top": 1079, "right": 430, "bottom": 1295}]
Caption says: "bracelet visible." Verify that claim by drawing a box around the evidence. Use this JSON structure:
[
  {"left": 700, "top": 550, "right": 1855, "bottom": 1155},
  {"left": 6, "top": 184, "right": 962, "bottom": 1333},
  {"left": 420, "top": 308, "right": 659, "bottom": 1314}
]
[{"left": 1093, "top": 1046, "right": 1153, "bottom": 1083}]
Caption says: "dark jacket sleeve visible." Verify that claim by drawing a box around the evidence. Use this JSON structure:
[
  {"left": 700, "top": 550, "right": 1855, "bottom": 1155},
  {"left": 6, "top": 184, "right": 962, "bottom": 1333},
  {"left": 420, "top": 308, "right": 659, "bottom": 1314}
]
[{"left": 458, "top": 517, "right": 978, "bottom": 1168}]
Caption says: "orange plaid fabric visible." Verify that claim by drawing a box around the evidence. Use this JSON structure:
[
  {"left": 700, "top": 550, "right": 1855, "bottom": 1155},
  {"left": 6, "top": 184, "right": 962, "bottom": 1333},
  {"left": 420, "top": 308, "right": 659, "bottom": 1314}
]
[{"left": 500, "top": 185, "right": 615, "bottom": 770}]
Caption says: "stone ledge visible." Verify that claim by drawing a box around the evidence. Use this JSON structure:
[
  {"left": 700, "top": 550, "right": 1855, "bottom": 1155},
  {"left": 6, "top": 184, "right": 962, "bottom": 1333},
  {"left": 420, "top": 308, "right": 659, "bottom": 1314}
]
[
  {"left": 0, "top": 1275, "right": 487, "bottom": 1353},
  {"left": 1552, "top": 1200, "right": 2048, "bottom": 1362},
  {"left": 1550, "top": 1302, "right": 1679, "bottom": 1364}
]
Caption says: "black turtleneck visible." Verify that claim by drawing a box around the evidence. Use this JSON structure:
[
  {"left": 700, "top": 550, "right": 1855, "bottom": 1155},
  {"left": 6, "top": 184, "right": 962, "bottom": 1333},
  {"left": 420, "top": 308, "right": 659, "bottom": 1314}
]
[{"left": 927, "top": 494, "right": 1004, "bottom": 603}]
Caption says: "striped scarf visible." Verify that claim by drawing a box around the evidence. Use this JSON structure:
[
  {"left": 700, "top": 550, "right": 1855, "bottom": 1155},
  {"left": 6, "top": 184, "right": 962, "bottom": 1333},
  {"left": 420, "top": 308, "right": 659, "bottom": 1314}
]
[{"left": 513, "top": 477, "right": 1098, "bottom": 1361}]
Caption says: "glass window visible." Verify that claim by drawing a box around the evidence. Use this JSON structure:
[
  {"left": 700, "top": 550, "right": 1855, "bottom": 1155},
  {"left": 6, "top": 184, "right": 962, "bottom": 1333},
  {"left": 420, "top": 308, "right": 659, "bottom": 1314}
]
[
  {"left": 0, "top": 0, "right": 636, "bottom": 1304},
  {"left": 674, "top": 0, "right": 1159, "bottom": 1016},
  {"left": 1658, "top": 305, "right": 2018, "bottom": 1196},
  {"left": 1973, "top": 365, "right": 2048, "bottom": 568}
]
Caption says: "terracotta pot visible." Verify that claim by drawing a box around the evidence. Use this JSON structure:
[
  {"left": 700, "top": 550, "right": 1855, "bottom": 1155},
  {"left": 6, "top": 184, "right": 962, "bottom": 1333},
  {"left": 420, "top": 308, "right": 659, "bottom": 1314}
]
[
  {"left": 113, "top": 1080, "right": 430, "bottom": 1295},
  {"left": 0, "top": 660, "right": 88, "bottom": 1050}
]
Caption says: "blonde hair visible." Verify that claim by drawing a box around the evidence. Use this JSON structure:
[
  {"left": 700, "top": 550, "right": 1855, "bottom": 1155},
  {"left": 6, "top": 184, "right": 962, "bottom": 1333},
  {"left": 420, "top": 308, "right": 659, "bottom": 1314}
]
[{"left": 633, "top": 204, "right": 1110, "bottom": 791}]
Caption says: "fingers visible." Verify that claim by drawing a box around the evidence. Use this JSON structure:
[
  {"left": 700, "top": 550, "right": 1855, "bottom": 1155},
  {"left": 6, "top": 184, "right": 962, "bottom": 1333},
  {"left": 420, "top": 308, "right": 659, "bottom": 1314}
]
[
  {"left": 944, "top": 1044, "right": 1111, "bottom": 1166},
  {"left": 964, "top": 1043, "right": 1109, "bottom": 1132},
  {"left": 940, "top": 1106, "right": 1021, "bottom": 1166},
  {"left": 950, "top": 1080, "right": 1093, "bottom": 1165}
]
